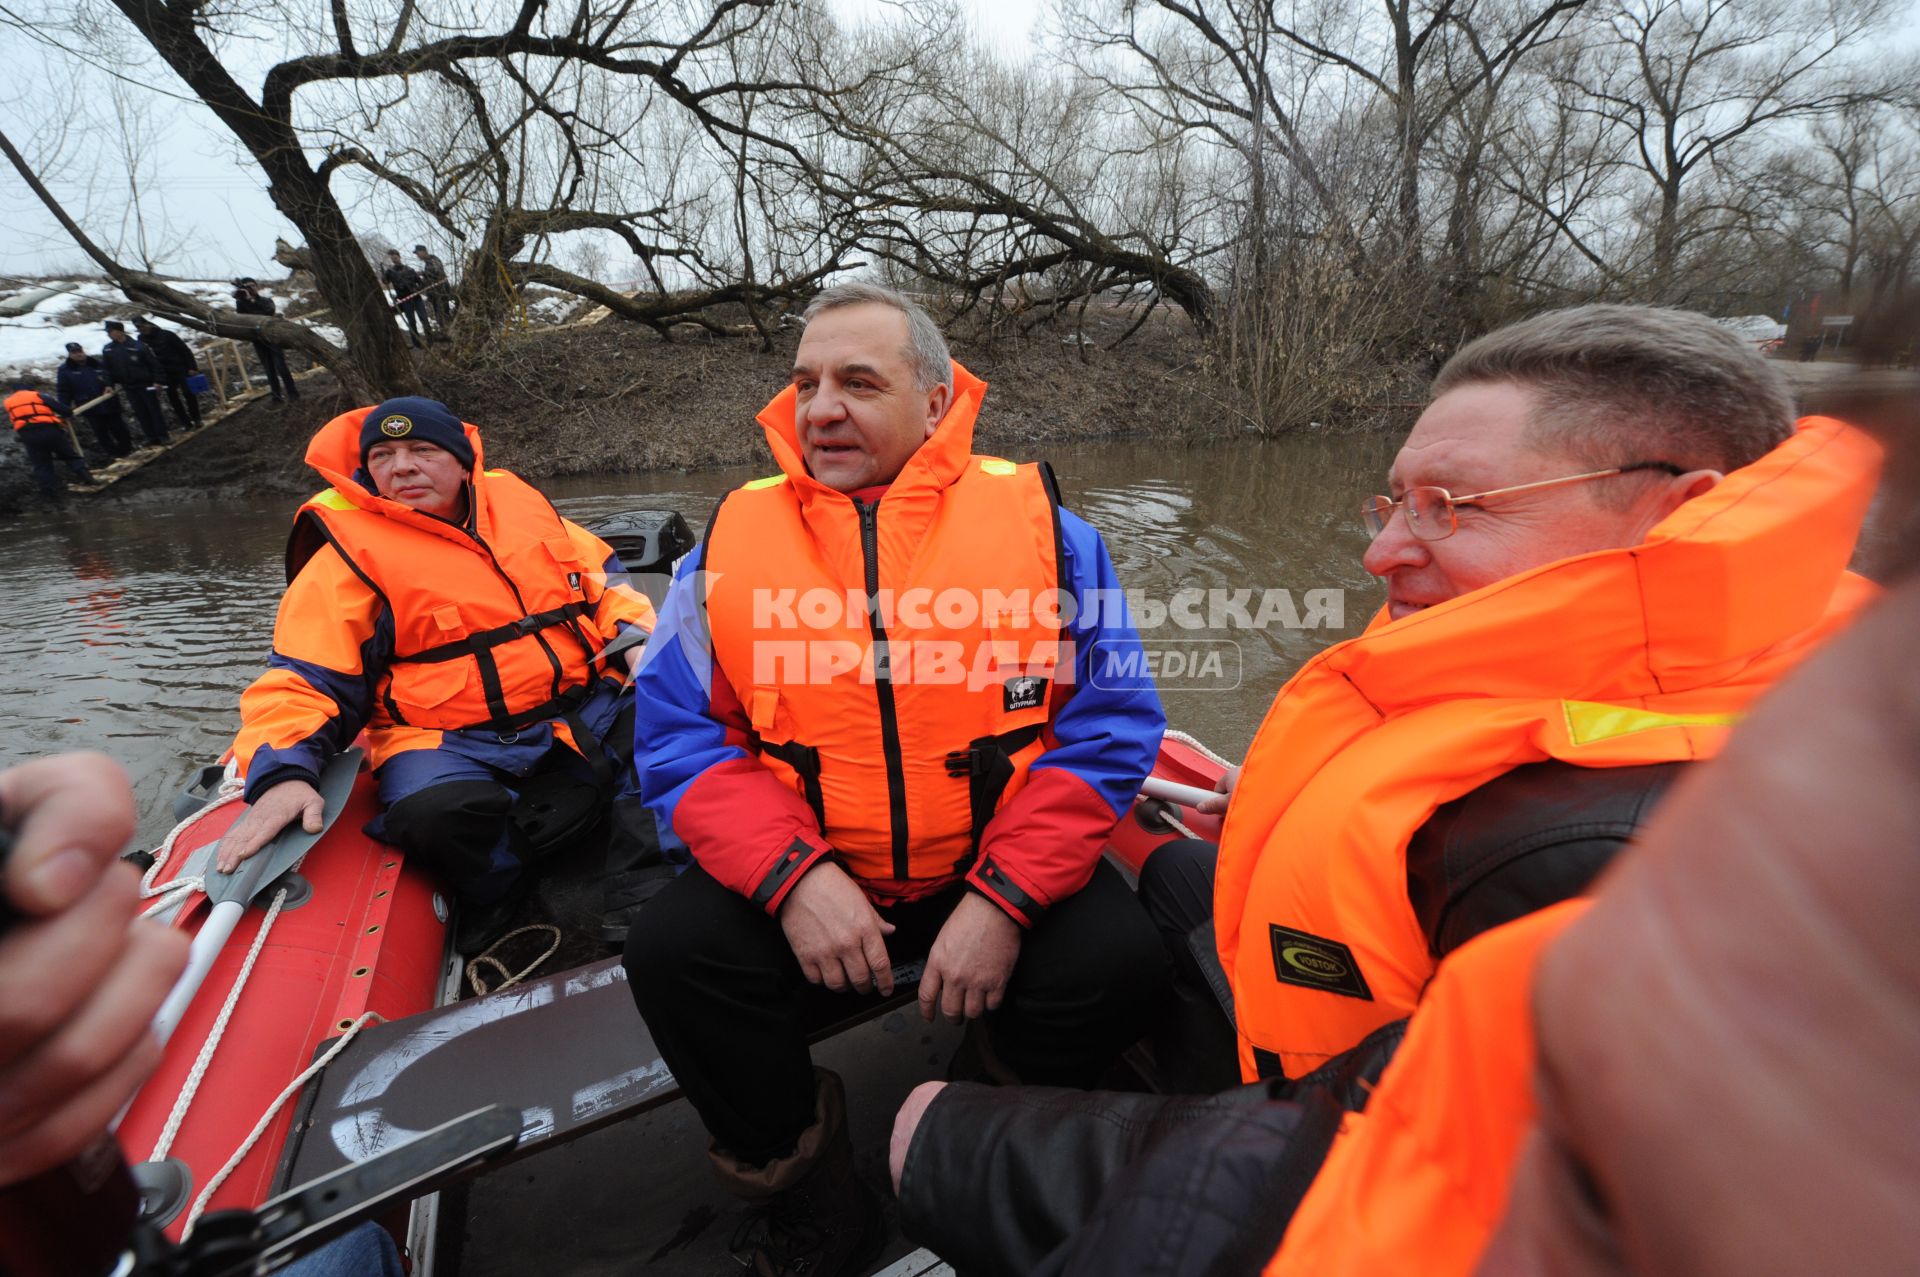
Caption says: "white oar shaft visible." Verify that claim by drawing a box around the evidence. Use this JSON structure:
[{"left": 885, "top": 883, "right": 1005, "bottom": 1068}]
[
  {"left": 152, "top": 900, "right": 245, "bottom": 1048},
  {"left": 1140, "top": 777, "right": 1221, "bottom": 808}
]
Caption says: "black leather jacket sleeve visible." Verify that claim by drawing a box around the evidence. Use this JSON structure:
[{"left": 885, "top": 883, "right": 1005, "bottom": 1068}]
[{"left": 1406, "top": 759, "right": 1683, "bottom": 959}]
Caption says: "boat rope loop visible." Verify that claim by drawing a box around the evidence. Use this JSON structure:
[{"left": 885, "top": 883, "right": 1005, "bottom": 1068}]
[
  {"left": 464, "top": 924, "right": 563, "bottom": 996},
  {"left": 182, "top": 1010, "right": 387, "bottom": 1238},
  {"left": 149, "top": 885, "right": 288, "bottom": 1165},
  {"left": 140, "top": 763, "right": 246, "bottom": 918},
  {"left": 1163, "top": 728, "right": 1233, "bottom": 770}
]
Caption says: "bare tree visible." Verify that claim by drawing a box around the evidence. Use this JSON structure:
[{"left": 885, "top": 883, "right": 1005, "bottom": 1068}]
[{"left": 1557, "top": 0, "right": 1898, "bottom": 298}]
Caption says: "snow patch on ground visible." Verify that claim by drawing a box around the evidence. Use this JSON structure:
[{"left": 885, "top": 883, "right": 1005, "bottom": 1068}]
[
  {"left": 526, "top": 292, "right": 587, "bottom": 325},
  {"left": 0, "top": 277, "right": 324, "bottom": 385},
  {"left": 0, "top": 280, "right": 140, "bottom": 380}
]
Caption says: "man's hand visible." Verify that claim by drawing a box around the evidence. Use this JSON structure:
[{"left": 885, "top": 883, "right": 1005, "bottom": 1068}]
[
  {"left": 0, "top": 752, "right": 189, "bottom": 1186},
  {"left": 1194, "top": 763, "right": 1240, "bottom": 815},
  {"left": 778, "top": 861, "right": 897, "bottom": 996},
  {"left": 920, "top": 892, "right": 1022, "bottom": 1023},
  {"left": 216, "top": 779, "right": 323, "bottom": 873}
]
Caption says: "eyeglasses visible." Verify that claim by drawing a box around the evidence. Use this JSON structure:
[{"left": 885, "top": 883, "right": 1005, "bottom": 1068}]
[{"left": 1361, "top": 462, "right": 1686, "bottom": 541}]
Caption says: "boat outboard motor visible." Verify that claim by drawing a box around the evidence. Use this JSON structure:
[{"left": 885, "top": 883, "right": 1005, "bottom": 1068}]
[{"left": 585, "top": 509, "right": 696, "bottom": 606}]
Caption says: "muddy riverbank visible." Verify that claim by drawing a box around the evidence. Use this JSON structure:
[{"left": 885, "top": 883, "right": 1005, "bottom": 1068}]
[{"left": 1, "top": 308, "right": 1249, "bottom": 515}]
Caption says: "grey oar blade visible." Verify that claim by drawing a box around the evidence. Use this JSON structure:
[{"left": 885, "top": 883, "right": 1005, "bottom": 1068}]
[{"left": 205, "top": 747, "right": 363, "bottom": 907}]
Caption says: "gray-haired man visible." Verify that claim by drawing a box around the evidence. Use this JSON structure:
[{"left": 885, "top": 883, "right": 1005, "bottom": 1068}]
[{"left": 622, "top": 283, "right": 1170, "bottom": 1276}]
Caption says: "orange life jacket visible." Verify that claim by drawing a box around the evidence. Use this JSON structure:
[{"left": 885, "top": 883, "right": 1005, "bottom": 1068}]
[
  {"left": 1264, "top": 902, "right": 1581, "bottom": 1277},
  {"left": 701, "top": 361, "right": 1064, "bottom": 884},
  {"left": 284, "top": 407, "right": 613, "bottom": 739},
  {"left": 1216, "top": 417, "right": 1882, "bottom": 1081},
  {"left": 5, "top": 390, "right": 63, "bottom": 431}
]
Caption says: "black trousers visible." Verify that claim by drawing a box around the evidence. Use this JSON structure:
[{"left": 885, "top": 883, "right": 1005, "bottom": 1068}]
[
  {"left": 396, "top": 299, "right": 432, "bottom": 345},
  {"left": 161, "top": 373, "right": 203, "bottom": 429},
  {"left": 251, "top": 340, "right": 296, "bottom": 399},
  {"left": 1138, "top": 838, "right": 1242, "bottom": 1093},
  {"left": 82, "top": 407, "right": 132, "bottom": 458},
  {"left": 626, "top": 858, "right": 1170, "bottom": 1165},
  {"left": 124, "top": 386, "right": 168, "bottom": 444},
  {"left": 17, "top": 423, "right": 92, "bottom": 496}
]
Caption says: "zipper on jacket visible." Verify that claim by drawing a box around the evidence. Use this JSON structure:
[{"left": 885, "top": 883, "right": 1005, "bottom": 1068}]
[{"left": 858, "top": 498, "right": 912, "bottom": 878}]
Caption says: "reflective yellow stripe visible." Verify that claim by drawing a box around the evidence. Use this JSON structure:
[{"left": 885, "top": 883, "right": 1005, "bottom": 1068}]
[
  {"left": 744, "top": 474, "right": 788, "bottom": 491},
  {"left": 309, "top": 488, "right": 354, "bottom": 511},
  {"left": 485, "top": 468, "right": 508, "bottom": 477},
  {"left": 979, "top": 458, "right": 1017, "bottom": 476},
  {"left": 1562, "top": 700, "right": 1741, "bottom": 746}
]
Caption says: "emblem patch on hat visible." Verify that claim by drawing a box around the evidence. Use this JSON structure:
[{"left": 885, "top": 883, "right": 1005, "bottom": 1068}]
[{"left": 379, "top": 414, "right": 413, "bottom": 438}]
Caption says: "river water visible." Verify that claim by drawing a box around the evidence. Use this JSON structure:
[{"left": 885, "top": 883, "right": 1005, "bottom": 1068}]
[{"left": 0, "top": 431, "right": 1397, "bottom": 843}]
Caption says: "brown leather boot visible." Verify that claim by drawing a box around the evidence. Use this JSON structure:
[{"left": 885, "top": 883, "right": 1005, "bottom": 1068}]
[{"left": 711, "top": 1070, "right": 886, "bottom": 1277}]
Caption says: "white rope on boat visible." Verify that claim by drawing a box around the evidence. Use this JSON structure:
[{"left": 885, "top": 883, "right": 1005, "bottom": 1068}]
[
  {"left": 1159, "top": 810, "right": 1200, "bottom": 841},
  {"left": 1163, "top": 728, "right": 1234, "bottom": 770},
  {"left": 464, "top": 924, "right": 563, "bottom": 996},
  {"left": 148, "top": 886, "right": 286, "bottom": 1163},
  {"left": 181, "top": 1010, "right": 387, "bottom": 1238},
  {"left": 140, "top": 764, "right": 246, "bottom": 917}
]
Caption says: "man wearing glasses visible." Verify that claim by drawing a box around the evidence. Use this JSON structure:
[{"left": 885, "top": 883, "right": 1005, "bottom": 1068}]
[{"left": 890, "top": 303, "right": 1881, "bottom": 1274}]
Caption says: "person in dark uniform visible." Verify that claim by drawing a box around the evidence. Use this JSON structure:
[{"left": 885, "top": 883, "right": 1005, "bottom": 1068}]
[
  {"left": 381, "top": 250, "right": 433, "bottom": 348},
  {"left": 98, "top": 321, "right": 167, "bottom": 447},
  {"left": 54, "top": 342, "right": 132, "bottom": 460},
  {"left": 5, "top": 377, "right": 95, "bottom": 497},
  {"left": 132, "top": 317, "right": 204, "bottom": 432},
  {"left": 232, "top": 278, "right": 298, "bottom": 403},
  {"left": 413, "top": 244, "right": 453, "bottom": 329}
]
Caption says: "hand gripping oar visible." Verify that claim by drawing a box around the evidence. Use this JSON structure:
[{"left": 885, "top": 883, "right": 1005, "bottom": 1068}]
[
  {"left": 1140, "top": 775, "right": 1224, "bottom": 809},
  {"left": 150, "top": 748, "right": 363, "bottom": 1048}
]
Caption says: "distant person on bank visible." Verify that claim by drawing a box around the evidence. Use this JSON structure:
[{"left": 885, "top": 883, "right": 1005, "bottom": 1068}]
[
  {"left": 889, "top": 304, "right": 1881, "bottom": 1274},
  {"left": 5, "top": 376, "right": 94, "bottom": 497},
  {"left": 98, "top": 320, "right": 168, "bottom": 447},
  {"left": 381, "top": 249, "right": 434, "bottom": 349},
  {"left": 232, "top": 278, "right": 298, "bottom": 403},
  {"left": 55, "top": 341, "right": 132, "bottom": 460},
  {"left": 219, "top": 398, "right": 659, "bottom": 954},
  {"left": 413, "top": 244, "right": 453, "bottom": 329},
  {"left": 624, "top": 282, "right": 1169, "bottom": 1277},
  {"left": 132, "top": 316, "right": 204, "bottom": 433}
]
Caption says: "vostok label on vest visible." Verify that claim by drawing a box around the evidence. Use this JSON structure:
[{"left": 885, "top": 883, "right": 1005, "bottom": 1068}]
[{"left": 1268, "top": 924, "right": 1374, "bottom": 1001}]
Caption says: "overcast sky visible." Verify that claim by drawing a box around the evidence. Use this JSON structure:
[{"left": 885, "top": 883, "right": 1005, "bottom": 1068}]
[{"left": 0, "top": 0, "right": 1908, "bottom": 282}]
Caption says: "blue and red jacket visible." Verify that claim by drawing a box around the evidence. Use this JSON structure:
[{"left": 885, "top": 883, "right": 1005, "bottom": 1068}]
[{"left": 634, "top": 362, "right": 1165, "bottom": 926}]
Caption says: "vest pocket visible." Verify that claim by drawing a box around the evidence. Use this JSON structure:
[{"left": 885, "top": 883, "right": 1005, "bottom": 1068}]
[
  {"left": 397, "top": 605, "right": 476, "bottom": 709},
  {"left": 396, "top": 656, "right": 473, "bottom": 710}
]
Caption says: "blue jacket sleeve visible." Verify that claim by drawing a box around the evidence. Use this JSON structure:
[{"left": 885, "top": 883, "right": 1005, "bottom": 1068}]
[
  {"left": 631, "top": 546, "right": 740, "bottom": 850},
  {"left": 631, "top": 546, "right": 834, "bottom": 901}
]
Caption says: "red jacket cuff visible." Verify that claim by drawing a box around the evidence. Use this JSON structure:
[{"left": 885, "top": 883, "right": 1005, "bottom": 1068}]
[
  {"left": 971, "top": 767, "right": 1119, "bottom": 923},
  {"left": 678, "top": 756, "right": 830, "bottom": 909}
]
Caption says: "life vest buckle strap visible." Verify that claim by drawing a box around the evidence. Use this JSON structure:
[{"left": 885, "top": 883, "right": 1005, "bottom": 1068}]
[
  {"left": 395, "top": 601, "right": 595, "bottom": 665},
  {"left": 755, "top": 737, "right": 828, "bottom": 832},
  {"left": 949, "top": 725, "right": 1047, "bottom": 852},
  {"left": 457, "top": 683, "right": 592, "bottom": 736}
]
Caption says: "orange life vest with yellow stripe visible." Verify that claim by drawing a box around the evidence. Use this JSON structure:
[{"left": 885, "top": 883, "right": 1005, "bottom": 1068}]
[
  {"left": 1264, "top": 902, "right": 1580, "bottom": 1277},
  {"left": 1216, "top": 417, "right": 1882, "bottom": 1082},
  {"left": 284, "top": 410, "right": 611, "bottom": 737},
  {"left": 5, "top": 390, "right": 63, "bottom": 431},
  {"left": 701, "top": 361, "right": 1064, "bottom": 884}
]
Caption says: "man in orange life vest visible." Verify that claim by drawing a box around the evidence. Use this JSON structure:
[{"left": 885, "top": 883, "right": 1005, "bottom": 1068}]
[
  {"left": 6, "top": 377, "right": 95, "bottom": 498},
  {"left": 889, "top": 304, "right": 1881, "bottom": 1273},
  {"left": 220, "top": 398, "right": 657, "bottom": 954},
  {"left": 622, "top": 283, "right": 1169, "bottom": 1275}
]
